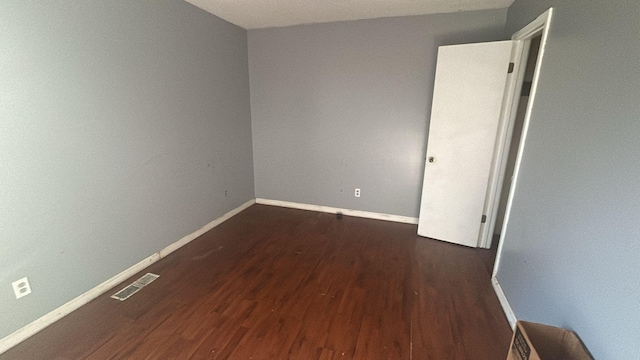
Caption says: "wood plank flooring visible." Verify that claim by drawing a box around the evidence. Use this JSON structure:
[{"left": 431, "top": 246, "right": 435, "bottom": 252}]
[{"left": 0, "top": 205, "right": 512, "bottom": 359}]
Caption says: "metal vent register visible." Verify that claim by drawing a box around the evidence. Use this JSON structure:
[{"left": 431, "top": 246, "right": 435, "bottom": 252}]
[{"left": 111, "top": 273, "right": 159, "bottom": 301}]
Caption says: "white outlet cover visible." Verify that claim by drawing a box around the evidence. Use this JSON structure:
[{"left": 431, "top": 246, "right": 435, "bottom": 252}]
[{"left": 12, "top": 277, "right": 32, "bottom": 299}]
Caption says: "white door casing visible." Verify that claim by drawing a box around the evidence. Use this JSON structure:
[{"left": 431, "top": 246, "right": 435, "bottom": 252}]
[{"left": 418, "top": 41, "right": 514, "bottom": 247}]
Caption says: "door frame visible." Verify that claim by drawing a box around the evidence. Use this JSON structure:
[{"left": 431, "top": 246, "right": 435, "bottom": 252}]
[
  {"left": 478, "top": 8, "right": 554, "bottom": 249},
  {"left": 482, "top": 8, "right": 554, "bottom": 328}
]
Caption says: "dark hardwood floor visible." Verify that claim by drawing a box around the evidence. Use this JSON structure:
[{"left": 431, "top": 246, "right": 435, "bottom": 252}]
[{"left": 1, "top": 205, "right": 512, "bottom": 359}]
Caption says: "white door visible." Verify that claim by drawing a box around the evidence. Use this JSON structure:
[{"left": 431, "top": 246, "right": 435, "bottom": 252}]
[{"left": 418, "top": 41, "right": 513, "bottom": 247}]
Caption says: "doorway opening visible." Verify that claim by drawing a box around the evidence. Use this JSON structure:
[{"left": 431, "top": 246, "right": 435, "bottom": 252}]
[{"left": 479, "top": 9, "right": 554, "bottom": 252}]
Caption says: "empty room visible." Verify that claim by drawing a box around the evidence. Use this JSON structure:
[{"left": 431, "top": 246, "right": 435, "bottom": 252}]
[{"left": 1, "top": 0, "right": 638, "bottom": 359}]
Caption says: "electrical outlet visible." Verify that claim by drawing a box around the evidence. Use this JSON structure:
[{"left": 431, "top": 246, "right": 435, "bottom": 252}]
[
  {"left": 355, "top": 188, "right": 361, "bottom": 197},
  {"left": 12, "top": 277, "right": 32, "bottom": 299}
]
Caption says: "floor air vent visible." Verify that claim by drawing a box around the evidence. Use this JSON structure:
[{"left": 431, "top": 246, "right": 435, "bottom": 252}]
[{"left": 111, "top": 273, "right": 159, "bottom": 301}]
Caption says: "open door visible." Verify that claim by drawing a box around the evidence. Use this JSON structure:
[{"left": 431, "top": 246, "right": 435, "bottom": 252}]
[{"left": 418, "top": 41, "right": 513, "bottom": 247}]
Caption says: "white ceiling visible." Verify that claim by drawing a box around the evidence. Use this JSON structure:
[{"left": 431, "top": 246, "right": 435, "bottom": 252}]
[{"left": 185, "top": 0, "right": 514, "bottom": 29}]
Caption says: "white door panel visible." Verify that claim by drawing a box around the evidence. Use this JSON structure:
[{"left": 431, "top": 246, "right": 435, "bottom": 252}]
[{"left": 418, "top": 41, "right": 513, "bottom": 247}]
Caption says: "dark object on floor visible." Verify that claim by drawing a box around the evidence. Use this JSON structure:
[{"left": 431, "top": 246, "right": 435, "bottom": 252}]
[{"left": 336, "top": 212, "right": 343, "bottom": 219}]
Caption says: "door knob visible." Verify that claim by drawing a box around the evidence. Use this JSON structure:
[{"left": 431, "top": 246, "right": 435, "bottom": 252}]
[{"left": 428, "top": 156, "right": 435, "bottom": 163}]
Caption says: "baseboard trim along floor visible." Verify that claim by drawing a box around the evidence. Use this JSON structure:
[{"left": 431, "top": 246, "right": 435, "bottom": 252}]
[
  {"left": 255, "top": 198, "right": 418, "bottom": 225},
  {"left": 0, "top": 199, "right": 256, "bottom": 356},
  {"left": 492, "top": 276, "right": 517, "bottom": 329}
]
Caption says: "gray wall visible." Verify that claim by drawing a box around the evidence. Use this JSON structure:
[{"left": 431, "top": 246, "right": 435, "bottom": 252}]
[
  {"left": 497, "top": 1, "right": 640, "bottom": 359},
  {"left": 249, "top": 11, "right": 507, "bottom": 217},
  {"left": 0, "top": 0, "right": 254, "bottom": 339}
]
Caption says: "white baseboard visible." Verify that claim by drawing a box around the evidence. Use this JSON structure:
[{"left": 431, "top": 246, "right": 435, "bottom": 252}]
[
  {"left": 255, "top": 198, "right": 418, "bottom": 225},
  {"left": 0, "top": 199, "right": 255, "bottom": 356},
  {"left": 159, "top": 199, "right": 255, "bottom": 258},
  {"left": 492, "top": 276, "right": 517, "bottom": 329},
  {"left": 0, "top": 254, "right": 160, "bottom": 355}
]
